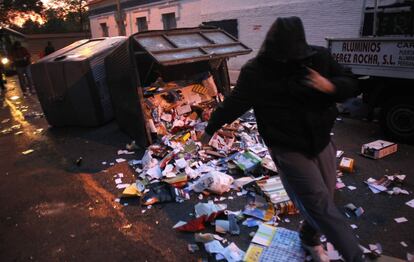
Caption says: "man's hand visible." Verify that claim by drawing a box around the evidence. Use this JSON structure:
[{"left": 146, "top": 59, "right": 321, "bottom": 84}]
[
  {"left": 199, "top": 132, "right": 212, "bottom": 146},
  {"left": 306, "top": 67, "right": 335, "bottom": 94}
]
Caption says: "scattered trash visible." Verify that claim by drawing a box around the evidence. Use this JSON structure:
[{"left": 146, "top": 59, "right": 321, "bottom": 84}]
[
  {"left": 336, "top": 178, "right": 346, "bottom": 189},
  {"left": 121, "top": 224, "right": 132, "bottom": 230},
  {"left": 344, "top": 203, "right": 364, "bottom": 217},
  {"left": 117, "top": 150, "right": 135, "bottom": 155},
  {"left": 251, "top": 224, "right": 276, "bottom": 247},
  {"left": 394, "top": 217, "right": 408, "bottom": 223},
  {"left": 187, "top": 243, "right": 199, "bottom": 253},
  {"left": 406, "top": 199, "right": 414, "bottom": 208},
  {"left": 361, "top": 140, "right": 397, "bottom": 159},
  {"left": 22, "top": 149, "right": 34, "bottom": 155},
  {"left": 347, "top": 185, "right": 357, "bottom": 191},
  {"left": 339, "top": 157, "right": 355, "bottom": 173},
  {"left": 75, "top": 157, "right": 83, "bottom": 166},
  {"left": 142, "top": 182, "right": 189, "bottom": 206},
  {"left": 195, "top": 201, "right": 227, "bottom": 218},
  {"left": 192, "top": 171, "right": 234, "bottom": 195},
  {"left": 245, "top": 227, "right": 305, "bottom": 262},
  {"left": 1, "top": 118, "right": 10, "bottom": 124},
  {"left": 368, "top": 243, "right": 383, "bottom": 257},
  {"left": 400, "top": 241, "right": 408, "bottom": 248},
  {"left": 121, "top": 184, "right": 142, "bottom": 197},
  {"left": 365, "top": 175, "right": 406, "bottom": 194}
]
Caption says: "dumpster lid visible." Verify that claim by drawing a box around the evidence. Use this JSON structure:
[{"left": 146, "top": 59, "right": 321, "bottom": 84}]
[{"left": 133, "top": 27, "right": 252, "bottom": 66}]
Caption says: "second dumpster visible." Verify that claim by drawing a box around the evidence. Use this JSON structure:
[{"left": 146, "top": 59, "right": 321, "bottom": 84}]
[{"left": 106, "top": 27, "right": 252, "bottom": 147}]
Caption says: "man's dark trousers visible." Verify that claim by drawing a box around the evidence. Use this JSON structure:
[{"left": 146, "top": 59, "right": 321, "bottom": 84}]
[{"left": 270, "top": 141, "right": 364, "bottom": 262}]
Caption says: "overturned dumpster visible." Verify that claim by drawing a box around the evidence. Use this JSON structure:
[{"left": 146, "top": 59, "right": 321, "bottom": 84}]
[
  {"left": 31, "top": 37, "right": 127, "bottom": 127},
  {"left": 105, "top": 27, "right": 252, "bottom": 147}
]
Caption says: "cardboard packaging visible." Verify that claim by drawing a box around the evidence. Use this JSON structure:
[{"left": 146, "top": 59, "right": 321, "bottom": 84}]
[
  {"left": 361, "top": 140, "right": 397, "bottom": 159},
  {"left": 339, "top": 157, "right": 355, "bottom": 173}
]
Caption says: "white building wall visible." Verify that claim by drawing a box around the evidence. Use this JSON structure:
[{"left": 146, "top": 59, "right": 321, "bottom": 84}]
[
  {"left": 89, "top": 0, "right": 390, "bottom": 80},
  {"left": 90, "top": 0, "right": 202, "bottom": 37},
  {"left": 200, "top": 0, "right": 365, "bottom": 79},
  {"left": 89, "top": 11, "right": 118, "bottom": 38}
]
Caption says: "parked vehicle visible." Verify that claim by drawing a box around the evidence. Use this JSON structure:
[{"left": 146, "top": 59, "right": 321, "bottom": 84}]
[{"left": 327, "top": 1, "right": 414, "bottom": 143}]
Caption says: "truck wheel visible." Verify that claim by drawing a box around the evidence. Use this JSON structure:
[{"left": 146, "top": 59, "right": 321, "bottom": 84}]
[{"left": 380, "top": 97, "right": 414, "bottom": 143}]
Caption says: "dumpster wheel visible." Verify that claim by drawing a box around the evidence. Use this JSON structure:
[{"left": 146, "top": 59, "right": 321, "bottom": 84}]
[{"left": 380, "top": 96, "right": 414, "bottom": 143}]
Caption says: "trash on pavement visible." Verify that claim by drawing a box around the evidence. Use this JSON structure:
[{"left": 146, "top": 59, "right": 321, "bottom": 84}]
[
  {"left": 22, "top": 149, "right": 34, "bottom": 155},
  {"left": 142, "top": 182, "right": 189, "bottom": 205},
  {"left": 121, "top": 183, "right": 142, "bottom": 198},
  {"left": 365, "top": 175, "right": 406, "bottom": 194},
  {"left": 195, "top": 201, "right": 227, "bottom": 217},
  {"left": 245, "top": 226, "right": 305, "bottom": 262},
  {"left": 394, "top": 217, "right": 408, "bottom": 223},
  {"left": 339, "top": 157, "right": 355, "bottom": 173},
  {"left": 406, "top": 199, "right": 414, "bottom": 208},
  {"left": 187, "top": 243, "right": 200, "bottom": 253},
  {"left": 344, "top": 203, "right": 364, "bottom": 217},
  {"left": 251, "top": 224, "right": 276, "bottom": 246},
  {"left": 361, "top": 140, "right": 397, "bottom": 159},
  {"left": 192, "top": 171, "right": 234, "bottom": 195},
  {"left": 75, "top": 157, "right": 83, "bottom": 166},
  {"left": 194, "top": 233, "right": 215, "bottom": 243}
]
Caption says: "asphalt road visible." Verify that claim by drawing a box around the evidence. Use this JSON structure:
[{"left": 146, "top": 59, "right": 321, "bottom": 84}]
[{"left": 0, "top": 76, "right": 413, "bottom": 261}]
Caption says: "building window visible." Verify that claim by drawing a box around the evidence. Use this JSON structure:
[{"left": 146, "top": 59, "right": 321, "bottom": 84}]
[
  {"left": 202, "top": 19, "right": 238, "bottom": 39},
  {"left": 100, "top": 22, "right": 109, "bottom": 37},
  {"left": 162, "top": 13, "right": 176, "bottom": 30},
  {"left": 136, "top": 17, "right": 148, "bottom": 32}
]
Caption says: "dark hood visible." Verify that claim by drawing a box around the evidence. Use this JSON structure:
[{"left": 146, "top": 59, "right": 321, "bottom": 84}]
[{"left": 257, "top": 16, "right": 316, "bottom": 62}]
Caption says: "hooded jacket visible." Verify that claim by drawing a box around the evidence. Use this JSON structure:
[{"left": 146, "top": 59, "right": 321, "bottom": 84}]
[{"left": 205, "top": 17, "right": 360, "bottom": 156}]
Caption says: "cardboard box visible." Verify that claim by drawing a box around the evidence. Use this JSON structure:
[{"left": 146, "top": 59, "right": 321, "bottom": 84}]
[
  {"left": 361, "top": 140, "right": 397, "bottom": 159},
  {"left": 339, "top": 157, "right": 355, "bottom": 173}
]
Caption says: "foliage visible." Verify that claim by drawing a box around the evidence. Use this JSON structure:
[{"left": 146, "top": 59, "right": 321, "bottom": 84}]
[
  {"left": 0, "top": 0, "right": 44, "bottom": 25},
  {"left": 3, "top": 0, "right": 89, "bottom": 34}
]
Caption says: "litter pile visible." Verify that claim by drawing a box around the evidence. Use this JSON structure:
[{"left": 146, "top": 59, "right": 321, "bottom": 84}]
[
  {"left": 111, "top": 76, "right": 304, "bottom": 261},
  {"left": 102, "top": 74, "right": 409, "bottom": 261}
]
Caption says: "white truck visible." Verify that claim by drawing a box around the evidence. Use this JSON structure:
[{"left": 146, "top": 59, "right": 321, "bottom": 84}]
[{"left": 327, "top": 37, "right": 414, "bottom": 143}]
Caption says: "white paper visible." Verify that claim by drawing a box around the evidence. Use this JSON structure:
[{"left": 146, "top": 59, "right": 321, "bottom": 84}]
[
  {"left": 394, "top": 217, "right": 408, "bottom": 223},
  {"left": 162, "top": 164, "right": 176, "bottom": 178},
  {"left": 215, "top": 220, "right": 230, "bottom": 233},
  {"left": 351, "top": 224, "right": 358, "bottom": 229},
  {"left": 117, "top": 150, "right": 135, "bottom": 155},
  {"left": 336, "top": 182, "right": 346, "bottom": 189},
  {"left": 115, "top": 178, "right": 122, "bottom": 184},
  {"left": 175, "top": 158, "right": 188, "bottom": 169},
  {"left": 251, "top": 224, "right": 275, "bottom": 247},
  {"left": 405, "top": 199, "right": 414, "bottom": 208},
  {"left": 172, "top": 221, "right": 187, "bottom": 228},
  {"left": 146, "top": 165, "right": 162, "bottom": 179},
  {"left": 340, "top": 157, "right": 352, "bottom": 167},
  {"left": 160, "top": 113, "right": 172, "bottom": 122},
  {"left": 116, "top": 183, "right": 129, "bottom": 189},
  {"left": 348, "top": 186, "right": 357, "bottom": 190},
  {"left": 204, "top": 240, "right": 225, "bottom": 254},
  {"left": 116, "top": 158, "right": 126, "bottom": 163},
  {"left": 400, "top": 241, "right": 408, "bottom": 247},
  {"left": 222, "top": 242, "right": 245, "bottom": 262}
]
